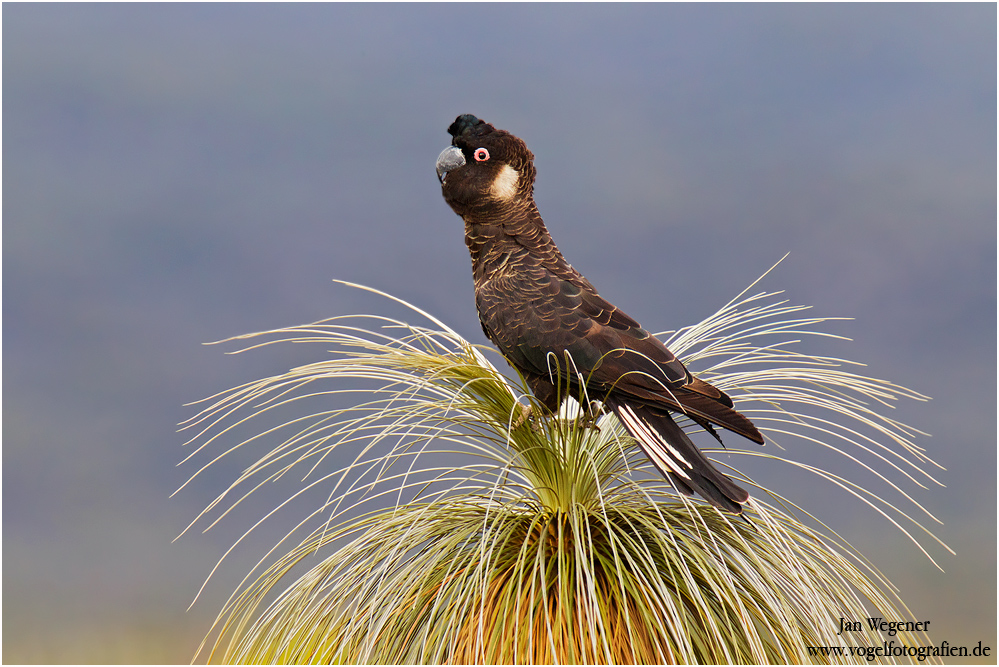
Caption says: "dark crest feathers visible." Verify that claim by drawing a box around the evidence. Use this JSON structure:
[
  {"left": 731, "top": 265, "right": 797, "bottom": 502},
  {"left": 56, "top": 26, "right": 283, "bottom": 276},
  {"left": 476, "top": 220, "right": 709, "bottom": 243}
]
[{"left": 448, "top": 114, "right": 486, "bottom": 139}]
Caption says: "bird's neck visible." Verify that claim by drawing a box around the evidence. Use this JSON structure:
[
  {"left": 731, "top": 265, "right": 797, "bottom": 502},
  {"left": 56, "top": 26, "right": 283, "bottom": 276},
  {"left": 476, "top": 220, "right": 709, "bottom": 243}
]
[{"left": 463, "top": 201, "right": 568, "bottom": 280}]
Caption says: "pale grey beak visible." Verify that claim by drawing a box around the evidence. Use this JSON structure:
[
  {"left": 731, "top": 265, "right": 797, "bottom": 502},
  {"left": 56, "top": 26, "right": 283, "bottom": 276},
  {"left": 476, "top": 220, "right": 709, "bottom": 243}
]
[{"left": 436, "top": 145, "right": 465, "bottom": 184}]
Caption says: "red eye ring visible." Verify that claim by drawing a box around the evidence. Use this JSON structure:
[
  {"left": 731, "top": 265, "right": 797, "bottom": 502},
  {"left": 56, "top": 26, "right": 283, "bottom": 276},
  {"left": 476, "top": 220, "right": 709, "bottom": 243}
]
[{"left": 474, "top": 148, "right": 490, "bottom": 162}]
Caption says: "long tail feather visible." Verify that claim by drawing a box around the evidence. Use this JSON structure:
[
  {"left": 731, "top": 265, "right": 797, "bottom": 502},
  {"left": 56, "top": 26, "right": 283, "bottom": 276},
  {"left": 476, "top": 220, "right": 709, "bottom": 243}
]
[{"left": 608, "top": 397, "right": 749, "bottom": 513}]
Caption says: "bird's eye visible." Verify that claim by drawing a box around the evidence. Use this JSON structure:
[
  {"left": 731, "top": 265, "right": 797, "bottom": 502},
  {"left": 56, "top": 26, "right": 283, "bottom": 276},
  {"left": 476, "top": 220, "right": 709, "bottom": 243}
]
[{"left": 474, "top": 148, "right": 490, "bottom": 162}]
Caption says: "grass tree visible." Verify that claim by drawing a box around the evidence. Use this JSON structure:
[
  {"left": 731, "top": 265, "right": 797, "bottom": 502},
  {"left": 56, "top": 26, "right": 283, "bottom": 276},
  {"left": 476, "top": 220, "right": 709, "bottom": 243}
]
[{"left": 179, "top": 263, "right": 948, "bottom": 664}]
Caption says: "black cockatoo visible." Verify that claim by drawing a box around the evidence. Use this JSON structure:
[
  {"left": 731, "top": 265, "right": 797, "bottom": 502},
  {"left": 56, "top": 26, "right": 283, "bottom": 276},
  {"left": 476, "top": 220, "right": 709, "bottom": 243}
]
[{"left": 435, "top": 114, "right": 764, "bottom": 513}]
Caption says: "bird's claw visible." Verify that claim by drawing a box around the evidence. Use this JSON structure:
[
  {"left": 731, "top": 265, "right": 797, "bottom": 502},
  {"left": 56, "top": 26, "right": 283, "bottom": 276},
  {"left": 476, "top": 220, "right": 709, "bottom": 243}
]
[
  {"left": 576, "top": 411, "right": 601, "bottom": 431},
  {"left": 576, "top": 400, "right": 604, "bottom": 431},
  {"left": 510, "top": 403, "right": 539, "bottom": 431}
]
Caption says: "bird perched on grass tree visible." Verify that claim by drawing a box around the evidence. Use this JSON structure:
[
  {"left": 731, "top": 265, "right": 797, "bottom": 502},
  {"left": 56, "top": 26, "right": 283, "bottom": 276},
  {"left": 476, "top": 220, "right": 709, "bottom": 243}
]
[{"left": 436, "top": 114, "right": 764, "bottom": 513}]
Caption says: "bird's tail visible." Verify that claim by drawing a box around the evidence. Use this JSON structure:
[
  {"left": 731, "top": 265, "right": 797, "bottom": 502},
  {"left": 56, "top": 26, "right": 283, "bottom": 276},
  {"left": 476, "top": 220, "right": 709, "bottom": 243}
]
[{"left": 608, "top": 397, "right": 750, "bottom": 513}]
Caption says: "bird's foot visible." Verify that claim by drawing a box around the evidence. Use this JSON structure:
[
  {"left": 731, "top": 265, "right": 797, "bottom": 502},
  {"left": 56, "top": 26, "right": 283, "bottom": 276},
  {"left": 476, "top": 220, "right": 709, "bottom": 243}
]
[
  {"left": 574, "top": 412, "right": 600, "bottom": 431},
  {"left": 575, "top": 400, "right": 604, "bottom": 431},
  {"left": 510, "top": 401, "right": 602, "bottom": 433},
  {"left": 510, "top": 403, "right": 539, "bottom": 431}
]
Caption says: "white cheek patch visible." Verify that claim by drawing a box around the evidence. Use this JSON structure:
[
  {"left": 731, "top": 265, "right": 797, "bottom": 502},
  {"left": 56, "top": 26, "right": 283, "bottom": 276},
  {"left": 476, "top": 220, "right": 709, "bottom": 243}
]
[{"left": 489, "top": 164, "right": 520, "bottom": 201}]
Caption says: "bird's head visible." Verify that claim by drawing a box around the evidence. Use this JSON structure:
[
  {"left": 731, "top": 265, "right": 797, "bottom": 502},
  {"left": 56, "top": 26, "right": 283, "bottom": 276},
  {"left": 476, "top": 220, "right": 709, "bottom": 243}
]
[{"left": 436, "top": 114, "right": 536, "bottom": 219}]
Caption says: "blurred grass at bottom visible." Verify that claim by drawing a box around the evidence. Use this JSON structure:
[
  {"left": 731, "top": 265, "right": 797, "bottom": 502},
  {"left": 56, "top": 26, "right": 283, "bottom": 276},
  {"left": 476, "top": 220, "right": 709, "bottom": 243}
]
[{"left": 4, "top": 609, "right": 212, "bottom": 664}]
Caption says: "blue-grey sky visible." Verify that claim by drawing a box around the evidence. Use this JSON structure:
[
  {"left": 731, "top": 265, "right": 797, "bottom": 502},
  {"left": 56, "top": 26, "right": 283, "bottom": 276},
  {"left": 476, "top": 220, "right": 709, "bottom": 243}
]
[{"left": 4, "top": 4, "right": 995, "bottom": 662}]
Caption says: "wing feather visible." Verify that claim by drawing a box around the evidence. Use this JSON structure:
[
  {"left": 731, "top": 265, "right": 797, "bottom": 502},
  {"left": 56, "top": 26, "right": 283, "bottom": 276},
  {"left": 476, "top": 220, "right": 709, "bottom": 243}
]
[{"left": 476, "top": 265, "right": 764, "bottom": 445}]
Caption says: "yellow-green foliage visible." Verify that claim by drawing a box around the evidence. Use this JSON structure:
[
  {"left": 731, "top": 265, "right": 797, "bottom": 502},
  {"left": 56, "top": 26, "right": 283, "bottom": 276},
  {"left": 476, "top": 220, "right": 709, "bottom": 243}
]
[{"left": 180, "top": 275, "right": 946, "bottom": 664}]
